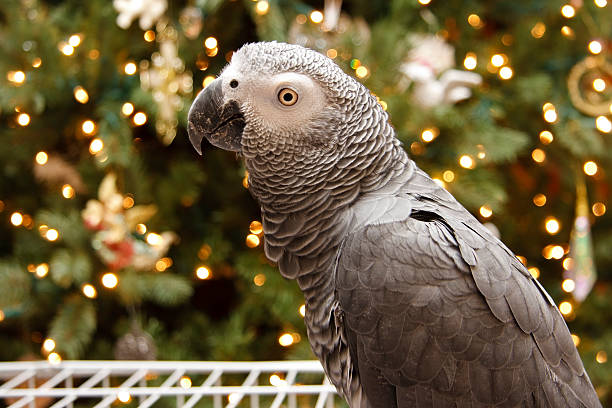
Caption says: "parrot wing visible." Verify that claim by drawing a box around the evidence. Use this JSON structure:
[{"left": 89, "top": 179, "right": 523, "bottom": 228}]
[{"left": 335, "top": 200, "right": 600, "bottom": 407}]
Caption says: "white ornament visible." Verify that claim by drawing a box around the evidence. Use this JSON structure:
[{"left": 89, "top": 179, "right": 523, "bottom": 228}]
[
  {"left": 113, "top": 0, "right": 168, "bottom": 30},
  {"left": 400, "top": 35, "right": 482, "bottom": 108}
]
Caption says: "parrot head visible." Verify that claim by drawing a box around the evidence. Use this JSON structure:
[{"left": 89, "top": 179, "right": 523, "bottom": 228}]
[{"left": 187, "top": 42, "right": 379, "bottom": 160}]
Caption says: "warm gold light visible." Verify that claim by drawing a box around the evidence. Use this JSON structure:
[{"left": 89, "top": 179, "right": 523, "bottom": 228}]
[
  {"left": 572, "top": 334, "right": 580, "bottom": 346},
  {"left": 10, "top": 212, "right": 23, "bottom": 226},
  {"left": 68, "top": 34, "right": 81, "bottom": 47},
  {"left": 467, "top": 14, "right": 482, "bottom": 27},
  {"left": 82, "top": 120, "right": 95, "bottom": 134},
  {"left": 528, "top": 267, "right": 540, "bottom": 279},
  {"left": 61, "top": 184, "right": 75, "bottom": 199},
  {"left": 533, "top": 193, "right": 547, "bottom": 207},
  {"left": 531, "top": 148, "right": 546, "bottom": 163},
  {"left": 583, "top": 161, "right": 598, "bottom": 176},
  {"left": 246, "top": 234, "right": 260, "bottom": 248},
  {"left": 550, "top": 245, "right": 564, "bottom": 260},
  {"left": 73, "top": 86, "right": 89, "bottom": 103},
  {"left": 539, "top": 130, "right": 554, "bottom": 144},
  {"left": 561, "top": 26, "right": 574, "bottom": 38},
  {"left": 144, "top": 30, "right": 155, "bottom": 42},
  {"left": 309, "top": 10, "right": 324, "bottom": 23},
  {"left": 299, "top": 304, "right": 306, "bottom": 317},
  {"left": 0, "top": 310, "right": 5, "bottom": 322},
  {"left": 17, "top": 113, "right": 30, "bottom": 126},
  {"left": 32, "top": 57, "right": 42, "bottom": 68},
  {"left": 203, "top": 75, "right": 216, "bottom": 87},
  {"left": 543, "top": 109, "right": 557, "bottom": 123},
  {"left": 561, "top": 4, "right": 576, "bottom": 18},
  {"left": 442, "top": 170, "right": 455, "bottom": 183},
  {"left": 89, "top": 138, "right": 104, "bottom": 154},
  {"left": 136, "top": 223, "right": 147, "bottom": 234},
  {"left": 117, "top": 391, "right": 131, "bottom": 403},
  {"left": 479, "top": 205, "right": 493, "bottom": 218},
  {"left": 121, "top": 102, "right": 134, "bottom": 116},
  {"left": 269, "top": 374, "right": 286, "bottom": 387},
  {"left": 253, "top": 273, "right": 266, "bottom": 286},
  {"left": 123, "top": 196, "right": 134, "bottom": 209},
  {"left": 592, "top": 202, "right": 606, "bottom": 217},
  {"left": 204, "top": 37, "right": 218, "bottom": 49},
  {"left": 326, "top": 49, "right": 337, "bottom": 59},
  {"left": 594, "top": 0, "right": 607, "bottom": 5},
  {"left": 563, "top": 257, "right": 573, "bottom": 270},
  {"left": 249, "top": 221, "right": 263, "bottom": 235},
  {"left": 459, "top": 155, "right": 475, "bottom": 169},
  {"left": 596, "top": 350, "right": 608, "bottom": 364},
  {"left": 42, "top": 338, "right": 56, "bottom": 352},
  {"left": 499, "top": 66, "right": 513, "bottom": 80},
  {"left": 278, "top": 333, "right": 295, "bottom": 347},
  {"left": 463, "top": 53, "right": 477, "bottom": 70},
  {"left": 562, "top": 279, "right": 575, "bottom": 293},
  {"left": 491, "top": 54, "right": 506, "bottom": 67},
  {"left": 595, "top": 116, "right": 611, "bottom": 133},
  {"left": 545, "top": 217, "right": 560, "bottom": 234},
  {"left": 196, "top": 266, "right": 211, "bottom": 280},
  {"left": 180, "top": 376, "right": 192, "bottom": 389},
  {"left": 46, "top": 228, "right": 59, "bottom": 241},
  {"left": 593, "top": 78, "right": 606, "bottom": 92},
  {"left": 418, "top": 0, "right": 431, "bottom": 4},
  {"left": 531, "top": 22, "right": 546, "bottom": 38},
  {"left": 34, "top": 152, "right": 49, "bottom": 167},
  {"left": 559, "top": 301, "right": 572, "bottom": 315},
  {"left": 48, "top": 352, "right": 61, "bottom": 364},
  {"left": 124, "top": 62, "right": 137, "bottom": 75},
  {"left": 7, "top": 70, "right": 26, "bottom": 84},
  {"left": 420, "top": 128, "right": 439, "bottom": 143},
  {"left": 60, "top": 43, "right": 74, "bottom": 56},
  {"left": 146, "top": 232, "right": 163, "bottom": 246},
  {"left": 133, "top": 112, "right": 147, "bottom": 126},
  {"left": 588, "top": 40, "right": 603, "bottom": 55},
  {"left": 355, "top": 66, "right": 369, "bottom": 78},
  {"left": 101, "top": 272, "right": 119, "bottom": 289},
  {"left": 255, "top": 0, "right": 269, "bottom": 15},
  {"left": 82, "top": 284, "right": 97, "bottom": 298},
  {"left": 35, "top": 263, "right": 49, "bottom": 278}
]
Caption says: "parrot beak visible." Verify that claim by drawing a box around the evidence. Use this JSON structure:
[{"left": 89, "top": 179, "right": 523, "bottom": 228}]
[{"left": 187, "top": 78, "right": 245, "bottom": 155}]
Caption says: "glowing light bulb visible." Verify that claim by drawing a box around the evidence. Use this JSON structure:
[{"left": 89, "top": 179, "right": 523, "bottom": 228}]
[
  {"left": 17, "top": 113, "right": 30, "bottom": 126},
  {"left": 269, "top": 374, "right": 286, "bottom": 386},
  {"left": 551, "top": 246, "right": 565, "bottom": 260},
  {"left": 572, "top": 334, "right": 580, "bottom": 346},
  {"left": 588, "top": 40, "right": 603, "bottom": 54},
  {"left": 253, "top": 273, "right": 266, "bottom": 286},
  {"left": 278, "top": 333, "right": 295, "bottom": 347},
  {"left": 545, "top": 217, "right": 560, "bottom": 234},
  {"left": 121, "top": 102, "right": 134, "bottom": 116},
  {"left": 491, "top": 54, "right": 506, "bottom": 67},
  {"left": 250, "top": 221, "right": 263, "bottom": 234},
  {"left": 559, "top": 301, "right": 572, "bottom": 315},
  {"left": 8, "top": 70, "right": 26, "bottom": 84},
  {"left": 479, "top": 205, "right": 493, "bottom": 218},
  {"left": 539, "top": 130, "right": 553, "bottom": 144},
  {"left": 593, "top": 78, "right": 606, "bottom": 92},
  {"left": 531, "top": 22, "right": 546, "bottom": 38},
  {"left": 60, "top": 43, "right": 74, "bottom": 56},
  {"left": 255, "top": 0, "right": 269, "bottom": 15},
  {"left": 204, "top": 37, "right": 218, "bottom": 49},
  {"left": 420, "top": 128, "right": 438, "bottom": 143},
  {"left": 10, "top": 212, "right": 23, "bottom": 226},
  {"left": 499, "top": 66, "right": 513, "bottom": 79},
  {"left": 459, "top": 155, "right": 475, "bottom": 169},
  {"left": 146, "top": 232, "right": 163, "bottom": 246},
  {"left": 32, "top": 58, "right": 42, "bottom": 68},
  {"left": 594, "top": 0, "right": 607, "bottom": 6},
  {"left": 467, "top": 14, "right": 481, "bottom": 27},
  {"left": 583, "top": 161, "right": 598, "bottom": 176},
  {"left": 561, "top": 4, "right": 575, "bottom": 18},
  {"left": 133, "top": 112, "right": 147, "bottom": 126},
  {"left": 117, "top": 391, "right": 131, "bottom": 403},
  {"left": 196, "top": 266, "right": 211, "bottom": 280},
  {"left": 73, "top": 86, "right": 89, "bottom": 103},
  {"left": 123, "top": 62, "right": 137, "bottom": 75},
  {"left": 418, "top": 0, "right": 431, "bottom": 4},
  {"left": 595, "top": 116, "right": 611, "bottom": 133},
  {"left": 310, "top": 10, "right": 324, "bottom": 23},
  {"left": 35, "top": 263, "right": 49, "bottom": 277},
  {"left": 35, "top": 151, "right": 48, "bottom": 165},
  {"left": 102, "top": 273, "right": 118, "bottom": 289},
  {"left": 144, "top": 30, "right": 155, "bottom": 42},
  {"left": 528, "top": 267, "right": 540, "bottom": 279},
  {"left": 203, "top": 75, "right": 216, "bottom": 87},
  {"left": 299, "top": 304, "right": 306, "bottom": 317},
  {"left": 89, "top": 138, "right": 104, "bottom": 154},
  {"left": 596, "top": 351, "right": 608, "bottom": 363},
  {"left": 533, "top": 194, "right": 547, "bottom": 207},
  {"left": 531, "top": 148, "right": 546, "bottom": 163},
  {"left": 592, "top": 202, "right": 606, "bottom": 217},
  {"left": 562, "top": 279, "right": 575, "bottom": 293},
  {"left": 82, "top": 284, "right": 97, "bottom": 298},
  {"left": 463, "top": 53, "right": 477, "bottom": 70},
  {"left": 82, "top": 120, "right": 95, "bottom": 135},
  {"left": 561, "top": 26, "right": 574, "bottom": 38},
  {"left": 443, "top": 170, "right": 455, "bottom": 183},
  {"left": 46, "top": 228, "right": 59, "bottom": 241},
  {"left": 355, "top": 66, "right": 369, "bottom": 78},
  {"left": 180, "top": 376, "right": 192, "bottom": 389},
  {"left": 246, "top": 234, "right": 260, "bottom": 248},
  {"left": 43, "top": 338, "right": 56, "bottom": 352},
  {"left": 62, "top": 184, "right": 74, "bottom": 199},
  {"left": 68, "top": 34, "right": 81, "bottom": 47},
  {"left": 48, "top": 352, "right": 61, "bottom": 364}
]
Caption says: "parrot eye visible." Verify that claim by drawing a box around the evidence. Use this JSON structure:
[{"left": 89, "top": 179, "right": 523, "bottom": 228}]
[
  {"left": 278, "top": 88, "right": 298, "bottom": 106},
  {"left": 230, "top": 80, "right": 239, "bottom": 88}
]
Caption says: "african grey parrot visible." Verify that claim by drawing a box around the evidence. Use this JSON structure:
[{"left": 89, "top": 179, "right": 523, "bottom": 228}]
[{"left": 187, "top": 42, "right": 601, "bottom": 407}]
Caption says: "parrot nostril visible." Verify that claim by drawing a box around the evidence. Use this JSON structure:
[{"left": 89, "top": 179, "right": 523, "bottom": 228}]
[{"left": 230, "top": 80, "right": 239, "bottom": 88}]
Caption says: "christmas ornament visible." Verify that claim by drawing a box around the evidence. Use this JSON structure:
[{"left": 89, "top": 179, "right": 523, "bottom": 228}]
[
  {"left": 566, "top": 180, "right": 597, "bottom": 302},
  {"left": 568, "top": 56, "right": 611, "bottom": 117},
  {"left": 140, "top": 21, "right": 193, "bottom": 145},
  {"left": 82, "top": 173, "right": 176, "bottom": 271},
  {"left": 114, "top": 321, "right": 157, "bottom": 360},
  {"left": 179, "top": 6, "right": 203, "bottom": 40},
  {"left": 322, "top": 0, "right": 342, "bottom": 32},
  {"left": 113, "top": 0, "right": 167, "bottom": 30},
  {"left": 400, "top": 34, "right": 482, "bottom": 108}
]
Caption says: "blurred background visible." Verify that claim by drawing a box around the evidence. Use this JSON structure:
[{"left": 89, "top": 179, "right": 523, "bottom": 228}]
[{"left": 0, "top": 0, "right": 610, "bottom": 403}]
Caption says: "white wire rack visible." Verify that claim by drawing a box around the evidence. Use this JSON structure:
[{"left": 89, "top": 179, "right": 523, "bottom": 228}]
[{"left": 0, "top": 360, "right": 341, "bottom": 408}]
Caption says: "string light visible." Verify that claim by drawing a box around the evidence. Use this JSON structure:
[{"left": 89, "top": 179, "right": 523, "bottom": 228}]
[
  {"left": 123, "top": 196, "right": 134, "bottom": 209},
  {"left": 82, "top": 284, "right": 97, "bottom": 298},
  {"left": 309, "top": 10, "right": 324, "bottom": 23},
  {"left": 443, "top": 170, "right": 455, "bottom": 183},
  {"left": 596, "top": 350, "right": 608, "bottom": 364},
  {"left": 7, "top": 70, "right": 26, "bottom": 85},
  {"left": 592, "top": 202, "right": 606, "bottom": 216},
  {"left": 144, "top": 30, "right": 155, "bottom": 42},
  {"left": 418, "top": 0, "right": 431, "bottom": 4},
  {"left": 326, "top": 49, "right": 338, "bottom": 59},
  {"left": 255, "top": 1, "right": 269, "bottom": 15},
  {"left": 531, "top": 148, "right": 546, "bottom": 163},
  {"left": 133, "top": 112, "right": 147, "bottom": 126},
  {"left": 61, "top": 184, "right": 75, "bottom": 199},
  {"left": 155, "top": 257, "right": 172, "bottom": 272},
  {"left": 45, "top": 228, "right": 59, "bottom": 241},
  {"left": 433, "top": 178, "right": 446, "bottom": 188},
  {"left": 583, "top": 161, "right": 598, "bottom": 176},
  {"left": 588, "top": 40, "right": 603, "bottom": 55},
  {"left": 420, "top": 128, "right": 439, "bottom": 143},
  {"left": 528, "top": 267, "right": 540, "bottom": 279},
  {"left": 73, "top": 86, "right": 89, "bottom": 104},
  {"left": 499, "top": 66, "right": 513, "bottom": 80},
  {"left": 533, "top": 193, "right": 547, "bottom": 206},
  {"left": 32, "top": 57, "right": 42, "bottom": 68},
  {"left": 47, "top": 352, "right": 61, "bottom": 364},
  {"left": 203, "top": 75, "right": 216, "bottom": 87},
  {"left": 563, "top": 258, "right": 573, "bottom": 271},
  {"left": 246, "top": 234, "right": 260, "bottom": 248},
  {"left": 89, "top": 138, "right": 104, "bottom": 154},
  {"left": 121, "top": 102, "right": 134, "bottom": 116},
  {"left": 559, "top": 301, "right": 573, "bottom": 315},
  {"left": 228, "top": 393, "right": 241, "bottom": 404},
  {"left": 10, "top": 212, "right": 23, "bottom": 226},
  {"left": 594, "top": 0, "right": 608, "bottom": 5},
  {"left": 560, "top": 4, "right": 576, "bottom": 18},
  {"left": 180, "top": 376, "right": 192, "bottom": 389},
  {"left": 560, "top": 26, "right": 574, "bottom": 38},
  {"left": 572, "top": 334, "right": 580, "bottom": 347},
  {"left": 101, "top": 272, "right": 119, "bottom": 289},
  {"left": 17, "top": 113, "right": 30, "bottom": 126},
  {"left": 35, "top": 152, "right": 48, "bottom": 166},
  {"left": 253, "top": 273, "right": 266, "bottom": 286},
  {"left": 459, "top": 155, "right": 475, "bottom": 169},
  {"left": 550, "top": 245, "right": 564, "bottom": 259},
  {"left": 35, "top": 263, "right": 49, "bottom": 278},
  {"left": 82, "top": 120, "right": 95, "bottom": 135},
  {"left": 490, "top": 54, "right": 506, "bottom": 67},
  {"left": 42, "top": 338, "right": 56, "bottom": 353},
  {"left": 530, "top": 22, "right": 546, "bottom": 38},
  {"left": 545, "top": 217, "right": 560, "bottom": 234},
  {"left": 269, "top": 374, "right": 286, "bottom": 387},
  {"left": 479, "top": 205, "right": 493, "bottom": 218},
  {"left": 463, "top": 53, "right": 477, "bottom": 70},
  {"left": 299, "top": 304, "right": 306, "bottom": 317},
  {"left": 562, "top": 279, "right": 576, "bottom": 293},
  {"left": 60, "top": 42, "right": 74, "bottom": 56},
  {"left": 204, "top": 37, "right": 218, "bottom": 49},
  {"left": 117, "top": 391, "right": 131, "bottom": 403},
  {"left": 146, "top": 232, "right": 163, "bottom": 246},
  {"left": 0, "top": 310, "right": 4, "bottom": 322},
  {"left": 467, "top": 14, "right": 482, "bottom": 28},
  {"left": 278, "top": 333, "right": 295, "bottom": 347},
  {"left": 593, "top": 78, "right": 606, "bottom": 92},
  {"left": 68, "top": 34, "right": 81, "bottom": 47},
  {"left": 355, "top": 66, "right": 369, "bottom": 78},
  {"left": 595, "top": 116, "right": 611, "bottom": 133},
  {"left": 539, "top": 130, "right": 553, "bottom": 144},
  {"left": 196, "top": 266, "right": 211, "bottom": 280},
  {"left": 542, "top": 103, "right": 558, "bottom": 123},
  {"left": 249, "top": 221, "right": 263, "bottom": 235},
  {"left": 123, "top": 62, "right": 137, "bottom": 75},
  {"left": 136, "top": 223, "right": 147, "bottom": 234}
]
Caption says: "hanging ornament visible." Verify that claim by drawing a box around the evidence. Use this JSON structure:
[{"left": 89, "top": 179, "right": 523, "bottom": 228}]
[
  {"left": 400, "top": 34, "right": 482, "bottom": 108},
  {"left": 113, "top": 0, "right": 168, "bottom": 30},
  {"left": 140, "top": 20, "right": 193, "bottom": 145},
  {"left": 565, "top": 179, "right": 597, "bottom": 302},
  {"left": 179, "top": 6, "right": 204, "bottom": 40},
  {"left": 568, "top": 56, "right": 611, "bottom": 117},
  {"left": 114, "top": 321, "right": 157, "bottom": 360},
  {"left": 82, "top": 173, "right": 177, "bottom": 271},
  {"left": 322, "top": 0, "right": 342, "bottom": 32}
]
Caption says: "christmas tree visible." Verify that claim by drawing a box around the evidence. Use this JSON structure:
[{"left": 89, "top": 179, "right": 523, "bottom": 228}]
[{"left": 0, "top": 0, "right": 610, "bottom": 403}]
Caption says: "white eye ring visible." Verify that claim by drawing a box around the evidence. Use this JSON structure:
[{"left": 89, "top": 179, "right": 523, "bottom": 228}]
[{"left": 278, "top": 88, "right": 298, "bottom": 106}]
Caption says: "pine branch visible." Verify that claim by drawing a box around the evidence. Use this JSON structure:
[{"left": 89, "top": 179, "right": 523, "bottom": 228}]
[
  {"left": 0, "top": 260, "right": 31, "bottom": 310},
  {"left": 49, "top": 295, "right": 96, "bottom": 359},
  {"left": 117, "top": 271, "right": 192, "bottom": 306},
  {"left": 49, "top": 249, "right": 92, "bottom": 288}
]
